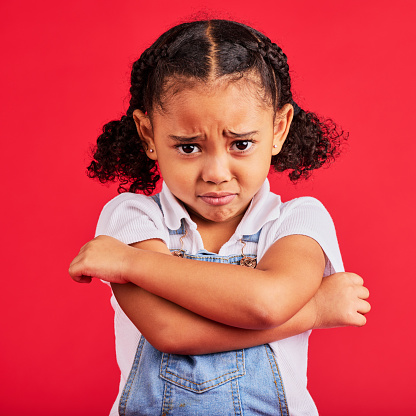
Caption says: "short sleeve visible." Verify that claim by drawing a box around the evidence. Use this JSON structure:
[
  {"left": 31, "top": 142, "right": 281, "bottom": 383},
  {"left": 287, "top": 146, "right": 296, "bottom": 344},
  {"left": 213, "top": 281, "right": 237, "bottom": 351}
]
[
  {"left": 267, "top": 197, "right": 344, "bottom": 275},
  {"left": 95, "top": 193, "right": 169, "bottom": 245}
]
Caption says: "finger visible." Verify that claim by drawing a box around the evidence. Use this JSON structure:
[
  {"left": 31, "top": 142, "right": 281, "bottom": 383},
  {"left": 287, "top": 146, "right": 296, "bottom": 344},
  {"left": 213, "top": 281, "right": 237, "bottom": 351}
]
[
  {"left": 357, "top": 285, "right": 370, "bottom": 299},
  {"left": 68, "top": 262, "right": 88, "bottom": 280},
  {"left": 73, "top": 275, "right": 92, "bottom": 284},
  {"left": 69, "top": 262, "right": 92, "bottom": 283},
  {"left": 349, "top": 273, "right": 364, "bottom": 285},
  {"left": 68, "top": 263, "right": 78, "bottom": 278},
  {"left": 357, "top": 299, "right": 371, "bottom": 314},
  {"left": 353, "top": 313, "right": 367, "bottom": 327}
]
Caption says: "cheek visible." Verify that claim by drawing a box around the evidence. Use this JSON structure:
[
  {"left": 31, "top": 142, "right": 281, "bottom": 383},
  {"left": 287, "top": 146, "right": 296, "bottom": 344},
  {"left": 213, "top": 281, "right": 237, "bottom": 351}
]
[
  {"left": 240, "top": 152, "right": 271, "bottom": 181},
  {"left": 158, "top": 159, "right": 196, "bottom": 190}
]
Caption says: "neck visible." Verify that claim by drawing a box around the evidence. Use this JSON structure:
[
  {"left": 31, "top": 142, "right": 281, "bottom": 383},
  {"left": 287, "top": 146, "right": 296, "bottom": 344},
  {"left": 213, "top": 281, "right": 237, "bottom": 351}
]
[{"left": 189, "top": 213, "right": 243, "bottom": 254}]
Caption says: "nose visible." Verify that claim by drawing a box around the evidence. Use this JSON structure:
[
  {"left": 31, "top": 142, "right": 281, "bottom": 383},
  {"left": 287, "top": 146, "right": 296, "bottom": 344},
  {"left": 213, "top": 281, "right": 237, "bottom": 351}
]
[{"left": 201, "top": 153, "right": 232, "bottom": 184}]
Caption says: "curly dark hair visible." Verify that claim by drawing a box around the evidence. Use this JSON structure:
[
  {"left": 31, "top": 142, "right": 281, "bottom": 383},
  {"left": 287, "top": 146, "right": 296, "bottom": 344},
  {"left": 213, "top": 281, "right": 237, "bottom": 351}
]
[{"left": 88, "top": 19, "right": 347, "bottom": 194}]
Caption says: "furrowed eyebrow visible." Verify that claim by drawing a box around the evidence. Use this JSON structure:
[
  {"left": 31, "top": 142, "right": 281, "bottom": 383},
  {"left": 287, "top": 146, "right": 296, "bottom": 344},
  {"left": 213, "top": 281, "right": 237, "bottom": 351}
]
[
  {"left": 168, "top": 135, "right": 204, "bottom": 142},
  {"left": 227, "top": 130, "right": 259, "bottom": 138},
  {"left": 168, "top": 131, "right": 259, "bottom": 142}
]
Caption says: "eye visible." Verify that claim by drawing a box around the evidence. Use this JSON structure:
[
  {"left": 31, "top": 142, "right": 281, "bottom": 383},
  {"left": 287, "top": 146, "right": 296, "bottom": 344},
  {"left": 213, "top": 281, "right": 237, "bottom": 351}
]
[
  {"left": 231, "top": 140, "right": 254, "bottom": 152},
  {"left": 176, "top": 144, "right": 200, "bottom": 154}
]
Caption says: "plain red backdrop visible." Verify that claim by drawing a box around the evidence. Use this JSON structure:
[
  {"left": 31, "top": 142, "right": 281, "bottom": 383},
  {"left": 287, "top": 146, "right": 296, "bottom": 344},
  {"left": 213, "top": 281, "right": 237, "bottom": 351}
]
[{"left": 1, "top": 0, "right": 415, "bottom": 414}]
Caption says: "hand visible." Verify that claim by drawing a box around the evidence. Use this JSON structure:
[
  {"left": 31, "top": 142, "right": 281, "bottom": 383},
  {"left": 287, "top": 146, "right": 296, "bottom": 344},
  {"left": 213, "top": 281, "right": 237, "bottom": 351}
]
[
  {"left": 69, "top": 235, "right": 136, "bottom": 284},
  {"left": 312, "top": 272, "right": 371, "bottom": 329}
]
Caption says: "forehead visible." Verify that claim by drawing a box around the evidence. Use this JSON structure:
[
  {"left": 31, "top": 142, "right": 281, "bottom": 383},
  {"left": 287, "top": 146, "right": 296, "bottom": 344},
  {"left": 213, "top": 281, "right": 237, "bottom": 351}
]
[
  {"left": 156, "top": 75, "right": 273, "bottom": 115},
  {"left": 151, "top": 78, "right": 274, "bottom": 134}
]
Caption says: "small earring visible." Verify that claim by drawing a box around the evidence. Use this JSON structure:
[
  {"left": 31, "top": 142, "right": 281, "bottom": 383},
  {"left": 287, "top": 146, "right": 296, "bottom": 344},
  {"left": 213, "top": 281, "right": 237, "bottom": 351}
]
[
  {"left": 149, "top": 149, "right": 154, "bottom": 153},
  {"left": 273, "top": 145, "right": 278, "bottom": 148}
]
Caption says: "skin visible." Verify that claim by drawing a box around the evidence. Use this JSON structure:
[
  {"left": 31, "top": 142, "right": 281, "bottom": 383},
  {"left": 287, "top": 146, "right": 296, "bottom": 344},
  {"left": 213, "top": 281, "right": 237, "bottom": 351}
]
[
  {"left": 112, "top": 239, "right": 369, "bottom": 354},
  {"left": 137, "top": 79, "right": 291, "bottom": 252},
  {"left": 69, "top": 77, "right": 371, "bottom": 354}
]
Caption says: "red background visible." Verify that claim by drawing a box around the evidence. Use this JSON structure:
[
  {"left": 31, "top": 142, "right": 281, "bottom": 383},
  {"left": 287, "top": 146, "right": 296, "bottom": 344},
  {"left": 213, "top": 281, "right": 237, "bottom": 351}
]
[{"left": 1, "top": 0, "right": 415, "bottom": 414}]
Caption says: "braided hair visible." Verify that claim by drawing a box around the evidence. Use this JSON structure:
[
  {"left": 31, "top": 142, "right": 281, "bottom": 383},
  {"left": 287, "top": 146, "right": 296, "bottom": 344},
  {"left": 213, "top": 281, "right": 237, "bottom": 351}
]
[{"left": 88, "top": 20, "right": 346, "bottom": 194}]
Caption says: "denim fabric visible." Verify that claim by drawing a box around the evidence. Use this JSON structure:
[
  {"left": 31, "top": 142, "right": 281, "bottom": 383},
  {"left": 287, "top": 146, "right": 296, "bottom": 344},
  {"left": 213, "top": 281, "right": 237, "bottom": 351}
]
[{"left": 118, "top": 195, "right": 289, "bottom": 415}]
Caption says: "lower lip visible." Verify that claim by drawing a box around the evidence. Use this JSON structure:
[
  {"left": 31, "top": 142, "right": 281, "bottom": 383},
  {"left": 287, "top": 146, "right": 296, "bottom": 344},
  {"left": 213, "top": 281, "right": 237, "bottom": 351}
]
[{"left": 199, "top": 194, "right": 236, "bottom": 206}]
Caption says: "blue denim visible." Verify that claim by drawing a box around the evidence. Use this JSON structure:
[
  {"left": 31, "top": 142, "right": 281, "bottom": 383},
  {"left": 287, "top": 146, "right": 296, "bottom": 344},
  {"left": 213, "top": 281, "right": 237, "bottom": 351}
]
[{"left": 118, "top": 195, "right": 289, "bottom": 415}]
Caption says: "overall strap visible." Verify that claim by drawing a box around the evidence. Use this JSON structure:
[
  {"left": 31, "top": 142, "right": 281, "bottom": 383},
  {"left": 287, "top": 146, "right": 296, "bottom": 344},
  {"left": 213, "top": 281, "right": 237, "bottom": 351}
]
[
  {"left": 150, "top": 193, "right": 162, "bottom": 210},
  {"left": 241, "top": 229, "right": 262, "bottom": 244},
  {"left": 152, "top": 194, "right": 262, "bottom": 241},
  {"left": 151, "top": 193, "right": 186, "bottom": 235}
]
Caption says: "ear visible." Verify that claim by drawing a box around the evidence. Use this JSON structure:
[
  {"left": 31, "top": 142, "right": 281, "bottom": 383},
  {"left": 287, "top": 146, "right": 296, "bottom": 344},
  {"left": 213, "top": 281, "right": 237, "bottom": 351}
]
[
  {"left": 272, "top": 103, "right": 294, "bottom": 156},
  {"left": 133, "top": 109, "right": 158, "bottom": 160}
]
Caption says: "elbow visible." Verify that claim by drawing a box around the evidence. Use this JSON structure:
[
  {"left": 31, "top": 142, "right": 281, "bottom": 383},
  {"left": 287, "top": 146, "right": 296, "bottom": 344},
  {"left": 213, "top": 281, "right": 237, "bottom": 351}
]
[
  {"left": 142, "top": 328, "right": 176, "bottom": 354},
  {"left": 249, "top": 305, "right": 283, "bottom": 329},
  {"left": 143, "top": 326, "right": 197, "bottom": 355},
  {"left": 247, "top": 288, "right": 293, "bottom": 329},
  {"left": 150, "top": 338, "right": 190, "bottom": 355},
  {"left": 148, "top": 339, "right": 179, "bottom": 354}
]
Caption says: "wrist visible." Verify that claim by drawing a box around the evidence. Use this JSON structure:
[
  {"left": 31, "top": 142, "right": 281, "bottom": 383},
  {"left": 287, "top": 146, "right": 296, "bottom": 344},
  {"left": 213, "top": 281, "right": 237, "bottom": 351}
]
[
  {"left": 309, "top": 296, "right": 321, "bottom": 330},
  {"left": 290, "top": 298, "right": 319, "bottom": 332},
  {"left": 122, "top": 245, "right": 144, "bottom": 284}
]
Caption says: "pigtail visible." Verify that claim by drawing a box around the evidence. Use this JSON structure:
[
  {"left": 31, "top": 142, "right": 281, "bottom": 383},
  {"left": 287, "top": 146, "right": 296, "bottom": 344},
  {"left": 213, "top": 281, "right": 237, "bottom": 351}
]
[
  {"left": 255, "top": 37, "right": 347, "bottom": 180},
  {"left": 87, "top": 115, "right": 159, "bottom": 194},
  {"left": 273, "top": 109, "right": 346, "bottom": 180},
  {"left": 87, "top": 49, "right": 163, "bottom": 194}
]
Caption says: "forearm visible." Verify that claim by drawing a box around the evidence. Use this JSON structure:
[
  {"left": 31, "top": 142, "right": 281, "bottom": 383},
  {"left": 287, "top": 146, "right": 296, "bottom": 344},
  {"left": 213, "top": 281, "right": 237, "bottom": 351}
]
[
  {"left": 124, "top": 235, "right": 324, "bottom": 329},
  {"left": 70, "top": 235, "right": 324, "bottom": 330},
  {"left": 124, "top": 250, "right": 267, "bottom": 328},
  {"left": 123, "top": 240, "right": 270, "bottom": 330},
  {"left": 112, "top": 281, "right": 316, "bottom": 355},
  {"left": 71, "top": 237, "right": 370, "bottom": 353},
  {"left": 113, "top": 239, "right": 317, "bottom": 354}
]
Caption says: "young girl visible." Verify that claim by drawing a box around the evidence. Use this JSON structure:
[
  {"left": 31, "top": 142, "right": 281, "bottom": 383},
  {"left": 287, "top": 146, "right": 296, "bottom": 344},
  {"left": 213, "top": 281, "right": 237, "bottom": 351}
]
[{"left": 69, "top": 19, "right": 370, "bottom": 416}]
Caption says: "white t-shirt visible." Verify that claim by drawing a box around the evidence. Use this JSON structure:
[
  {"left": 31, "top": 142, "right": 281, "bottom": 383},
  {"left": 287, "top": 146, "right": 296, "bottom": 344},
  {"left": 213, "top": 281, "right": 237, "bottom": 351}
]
[{"left": 96, "top": 179, "right": 344, "bottom": 416}]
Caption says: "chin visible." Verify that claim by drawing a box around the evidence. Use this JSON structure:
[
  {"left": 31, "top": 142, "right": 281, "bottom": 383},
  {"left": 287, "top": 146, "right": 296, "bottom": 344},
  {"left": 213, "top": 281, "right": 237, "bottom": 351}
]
[{"left": 206, "top": 209, "right": 241, "bottom": 223}]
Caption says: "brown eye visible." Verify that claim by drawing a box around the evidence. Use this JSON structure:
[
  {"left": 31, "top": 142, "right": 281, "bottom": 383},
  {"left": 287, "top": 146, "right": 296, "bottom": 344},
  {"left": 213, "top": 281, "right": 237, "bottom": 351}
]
[
  {"left": 232, "top": 141, "right": 253, "bottom": 152},
  {"left": 177, "top": 144, "right": 200, "bottom": 154}
]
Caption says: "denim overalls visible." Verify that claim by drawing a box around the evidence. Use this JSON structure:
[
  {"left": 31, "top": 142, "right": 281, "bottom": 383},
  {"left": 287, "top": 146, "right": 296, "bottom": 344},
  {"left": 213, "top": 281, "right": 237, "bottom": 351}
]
[{"left": 118, "top": 195, "right": 289, "bottom": 416}]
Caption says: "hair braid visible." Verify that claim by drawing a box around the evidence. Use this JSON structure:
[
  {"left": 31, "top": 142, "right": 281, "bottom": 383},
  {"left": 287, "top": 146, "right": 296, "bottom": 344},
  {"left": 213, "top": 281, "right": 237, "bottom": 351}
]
[
  {"left": 232, "top": 31, "right": 293, "bottom": 111},
  {"left": 232, "top": 28, "right": 345, "bottom": 181},
  {"left": 242, "top": 34, "right": 293, "bottom": 110},
  {"left": 263, "top": 42, "right": 293, "bottom": 108},
  {"left": 127, "top": 44, "right": 171, "bottom": 116},
  {"left": 87, "top": 45, "right": 173, "bottom": 194},
  {"left": 260, "top": 41, "right": 345, "bottom": 180}
]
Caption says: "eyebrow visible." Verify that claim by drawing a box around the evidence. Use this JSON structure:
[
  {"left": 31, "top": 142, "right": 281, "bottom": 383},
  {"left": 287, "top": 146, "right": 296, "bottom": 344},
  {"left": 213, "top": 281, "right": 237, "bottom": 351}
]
[
  {"left": 227, "top": 130, "right": 259, "bottom": 138},
  {"left": 168, "top": 130, "right": 259, "bottom": 142},
  {"left": 168, "top": 135, "right": 204, "bottom": 143}
]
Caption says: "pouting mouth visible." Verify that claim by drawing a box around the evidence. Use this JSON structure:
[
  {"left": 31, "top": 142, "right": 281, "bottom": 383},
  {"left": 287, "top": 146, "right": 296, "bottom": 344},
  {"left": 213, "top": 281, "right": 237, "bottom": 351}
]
[
  {"left": 198, "top": 192, "right": 236, "bottom": 197},
  {"left": 198, "top": 194, "right": 237, "bottom": 206}
]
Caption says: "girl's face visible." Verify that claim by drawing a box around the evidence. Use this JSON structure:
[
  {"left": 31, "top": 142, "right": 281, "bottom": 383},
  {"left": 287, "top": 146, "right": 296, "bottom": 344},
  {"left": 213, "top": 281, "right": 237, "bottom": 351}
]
[{"left": 134, "top": 78, "right": 293, "bottom": 228}]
